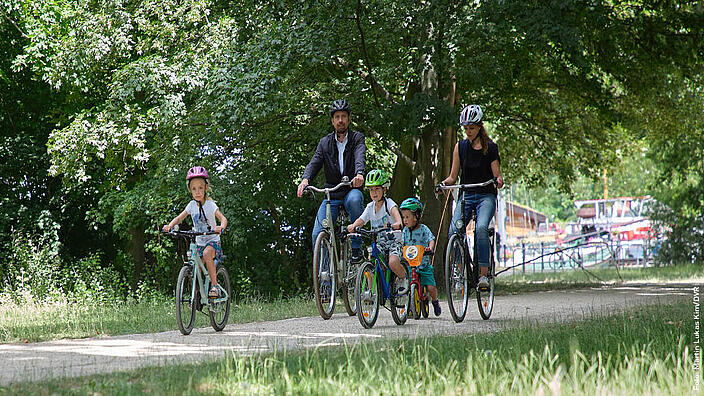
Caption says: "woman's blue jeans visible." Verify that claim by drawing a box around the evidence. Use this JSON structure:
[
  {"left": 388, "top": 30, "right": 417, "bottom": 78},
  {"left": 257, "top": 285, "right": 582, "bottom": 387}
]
[
  {"left": 311, "top": 188, "right": 363, "bottom": 251},
  {"left": 448, "top": 192, "right": 496, "bottom": 268}
]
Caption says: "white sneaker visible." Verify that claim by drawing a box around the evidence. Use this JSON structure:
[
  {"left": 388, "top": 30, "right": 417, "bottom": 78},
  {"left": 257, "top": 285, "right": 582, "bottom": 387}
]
[
  {"left": 477, "top": 276, "right": 490, "bottom": 290},
  {"left": 397, "top": 277, "right": 409, "bottom": 294}
]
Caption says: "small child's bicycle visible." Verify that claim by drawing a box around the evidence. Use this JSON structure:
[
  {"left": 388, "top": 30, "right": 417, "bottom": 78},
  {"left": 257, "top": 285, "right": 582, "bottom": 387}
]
[
  {"left": 354, "top": 227, "right": 410, "bottom": 328},
  {"left": 402, "top": 245, "right": 433, "bottom": 319},
  {"left": 304, "top": 177, "right": 358, "bottom": 319},
  {"left": 163, "top": 229, "right": 231, "bottom": 335},
  {"left": 436, "top": 179, "right": 498, "bottom": 322}
]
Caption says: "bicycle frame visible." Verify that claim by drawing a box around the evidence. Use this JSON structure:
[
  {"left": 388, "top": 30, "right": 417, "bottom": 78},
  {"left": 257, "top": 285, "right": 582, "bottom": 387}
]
[
  {"left": 305, "top": 179, "right": 353, "bottom": 284},
  {"left": 362, "top": 230, "right": 395, "bottom": 304},
  {"left": 403, "top": 246, "right": 429, "bottom": 301},
  {"left": 187, "top": 241, "right": 229, "bottom": 307},
  {"left": 438, "top": 179, "right": 498, "bottom": 286}
]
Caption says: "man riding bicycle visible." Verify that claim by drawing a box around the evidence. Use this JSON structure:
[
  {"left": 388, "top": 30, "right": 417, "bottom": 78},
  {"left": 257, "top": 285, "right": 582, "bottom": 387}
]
[{"left": 297, "top": 99, "right": 366, "bottom": 263}]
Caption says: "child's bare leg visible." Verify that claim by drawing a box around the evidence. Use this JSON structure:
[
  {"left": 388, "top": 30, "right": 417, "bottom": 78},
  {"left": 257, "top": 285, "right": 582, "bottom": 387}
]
[
  {"left": 427, "top": 285, "right": 438, "bottom": 301},
  {"left": 389, "top": 255, "right": 406, "bottom": 279},
  {"left": 203, "top": 246, "right": 218, "bottom": 286}
]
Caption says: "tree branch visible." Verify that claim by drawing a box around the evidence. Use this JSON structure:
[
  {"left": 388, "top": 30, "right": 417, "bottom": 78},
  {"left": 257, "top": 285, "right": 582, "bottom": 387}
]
[
  {"left": 356, "top": 121, "right": 415, "bottom": 170},
  {"left": 0, "top": 8, "right": 29, "bottom": 39},
  {"left": 355, "top": 0, "right": 380, "bottom": 107},
  {"left": 333, "top": 56, "right": 396, "bottom": 105}
]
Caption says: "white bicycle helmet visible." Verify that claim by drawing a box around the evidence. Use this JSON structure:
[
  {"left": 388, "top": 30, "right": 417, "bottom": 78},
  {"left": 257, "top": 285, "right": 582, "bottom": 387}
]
[{"left": 459, "top": 104, "right": 483, "bottom": 126}]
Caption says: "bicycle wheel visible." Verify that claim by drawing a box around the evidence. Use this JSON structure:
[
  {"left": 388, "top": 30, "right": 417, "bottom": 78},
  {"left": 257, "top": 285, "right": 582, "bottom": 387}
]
[
  {"left": 410, "top": 283, "right": 421, "bottom": 320},
  {"left": 340, "top": 236, "right": 357, "bottom": 316},
  {"left": 209, "top": 266, "right": 231, "bottom": 331},
  {"left": 445, "top": 233, "right": 469, "bottom": 323},
  {"left": 390, "top": 272, "right": 410, "bottom": 325},
  {"left": 355, "top": 262, "right": 379, "bottom": 329},
  {"left": 175, "top": 266, "right": 196, "bottom": 335},
  {"left": 313, "top": 231, "right": 336, "bottom": 319},
  {"left": 477, "top": 243, "right": 495, "bottom": 320},
  {"left": 421, "top": 286, "right": 429, "bottom": 318},
  {"left": 476, "top": 276, "right": 494, "bottom": 319}
]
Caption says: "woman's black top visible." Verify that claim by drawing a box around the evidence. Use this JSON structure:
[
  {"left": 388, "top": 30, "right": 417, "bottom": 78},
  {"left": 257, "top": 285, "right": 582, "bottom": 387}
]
[{"left": 458, "top": 138, "right": 500, "bottom": 195}]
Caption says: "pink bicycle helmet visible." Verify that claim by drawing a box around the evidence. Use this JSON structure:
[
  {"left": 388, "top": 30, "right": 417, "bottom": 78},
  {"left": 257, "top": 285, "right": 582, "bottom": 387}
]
[{"left": 186, "top": 166, "right": 209, "bottom": 187}]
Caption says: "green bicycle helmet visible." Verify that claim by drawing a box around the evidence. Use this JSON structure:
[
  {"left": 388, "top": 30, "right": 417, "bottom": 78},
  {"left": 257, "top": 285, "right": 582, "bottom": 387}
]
[
  {"left": 365, "top": 169, "right": 390, "bottom": 188},
  {"left": 400, "top": 197, "right": 423, "bottom": 218}
]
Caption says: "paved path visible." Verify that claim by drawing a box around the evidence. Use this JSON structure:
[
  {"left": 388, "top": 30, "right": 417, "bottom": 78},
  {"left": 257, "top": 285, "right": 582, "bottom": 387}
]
[{"left": 0, "top": 283, "right": 696, "bottom": 385}]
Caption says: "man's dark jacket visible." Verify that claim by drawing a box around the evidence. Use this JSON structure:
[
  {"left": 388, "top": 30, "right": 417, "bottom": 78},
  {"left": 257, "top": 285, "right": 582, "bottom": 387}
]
[{"left": 302, "top": 129, "right": 366, "bottom": 200}]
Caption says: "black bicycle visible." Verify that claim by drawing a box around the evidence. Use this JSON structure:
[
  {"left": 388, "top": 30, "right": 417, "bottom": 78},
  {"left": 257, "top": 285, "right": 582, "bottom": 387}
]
[{"left": 437, "top": 179, "right": 497, "bottom": 322}]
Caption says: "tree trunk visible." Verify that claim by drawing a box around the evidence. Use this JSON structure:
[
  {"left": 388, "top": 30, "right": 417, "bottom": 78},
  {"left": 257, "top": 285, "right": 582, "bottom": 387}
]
[
  {"left": 128, "top": 226, "right": 146, "bottom": 291},
  {"left": 389, "top": 138, "right": 415, "bottom": 203}
]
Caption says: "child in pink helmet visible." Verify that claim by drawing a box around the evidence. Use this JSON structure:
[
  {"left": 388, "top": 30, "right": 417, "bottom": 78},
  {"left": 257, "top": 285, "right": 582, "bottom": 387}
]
[{"left": 163, "top": 166, "right": 228, "bottom": 298}]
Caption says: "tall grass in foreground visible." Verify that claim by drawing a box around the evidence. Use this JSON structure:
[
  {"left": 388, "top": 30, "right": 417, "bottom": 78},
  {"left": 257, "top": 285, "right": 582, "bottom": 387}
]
[
  {"left": 0, "top": 294, "right": 319, "bottom": 343},
  {"left": 6, "top": 301, "right": 698, "bottom": 395}
]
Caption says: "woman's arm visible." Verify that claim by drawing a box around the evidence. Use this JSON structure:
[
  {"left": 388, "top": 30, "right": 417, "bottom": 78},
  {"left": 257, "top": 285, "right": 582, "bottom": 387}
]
[
  {"left": 490, "top": 159, "right": 504, "bottom": 189},
  {"left": 441, "top": 143, "right": 460, "bottom": 185},
  {"left": 390, "top": 206, "right": 403, "bottom": 230},
  {"left": 163, "top": 210, "right": 188, "bottom": 232}
]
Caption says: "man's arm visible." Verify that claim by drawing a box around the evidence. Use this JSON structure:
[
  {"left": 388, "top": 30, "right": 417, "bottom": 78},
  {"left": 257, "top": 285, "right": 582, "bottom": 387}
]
[
  {"left": 302, "top": 139, "right": 325, "bottom": 182},
  {"left": 298, "top": 139, "right": 325, "bottom": 197},
  {"left": 352, "top": 131, "right": 366, "bottom": 187}
]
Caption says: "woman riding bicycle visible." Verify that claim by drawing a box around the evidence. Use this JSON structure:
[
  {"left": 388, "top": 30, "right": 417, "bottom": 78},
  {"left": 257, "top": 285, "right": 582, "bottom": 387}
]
[{"left": 440, "top": 104, "right": 504, "bottom": 290}]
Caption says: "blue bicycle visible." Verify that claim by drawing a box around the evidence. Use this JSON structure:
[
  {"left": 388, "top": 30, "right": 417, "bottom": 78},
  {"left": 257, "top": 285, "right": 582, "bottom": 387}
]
[{"left": 354, "top": 227, "right": 410, "bottom": 328}]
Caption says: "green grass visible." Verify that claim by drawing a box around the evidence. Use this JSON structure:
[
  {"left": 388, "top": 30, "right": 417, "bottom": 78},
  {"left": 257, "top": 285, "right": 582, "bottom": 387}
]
[
  {"left": 0, "top": 294, "right": 320, "bottom": 343},
  {"left": 499, "top": 263, "right": 704, "bottom": 294},
  {"left": 1, "top": 264, "right": 699, "bottom": 343},
  {"left": 4, "top": 301, "right": 698, "bottom": 395}
]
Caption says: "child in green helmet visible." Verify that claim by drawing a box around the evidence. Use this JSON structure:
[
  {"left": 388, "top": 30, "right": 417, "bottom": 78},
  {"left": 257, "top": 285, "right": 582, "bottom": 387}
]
[
  {"left": 347, "top": 169, "right": 408, "bottom": 293},
  {"left": 399, "top": 197, "right": 441, "bottom": 316}
]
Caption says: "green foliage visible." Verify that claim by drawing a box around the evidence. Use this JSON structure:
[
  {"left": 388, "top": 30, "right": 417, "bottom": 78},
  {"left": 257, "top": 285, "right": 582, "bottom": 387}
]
[
  {"left": 1, "top": 0, "right": 701, "bottom": 301},
  {"left": 523, "top": 139, "right": 658, "bottom": 223},
  {"left": 6, "top": 212, "right": 63, "bottom": 300},
  {"left": 4, "top": 213, "right": 129, "bottom": 303}
]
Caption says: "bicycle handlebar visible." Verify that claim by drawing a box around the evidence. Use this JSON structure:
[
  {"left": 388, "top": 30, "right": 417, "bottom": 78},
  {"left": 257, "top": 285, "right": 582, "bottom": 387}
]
[
  {"left": 303, "top": 176, "right": 352, "bottom": 195},
  {"left": 435, "top": 178, "right": 497, "bottom": 193},
  {"left": 162, "top": 229, "right": 222, "bottom": 239},
  {"left": 354, "top": 226, "right": 397, "bottom": 237}
]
